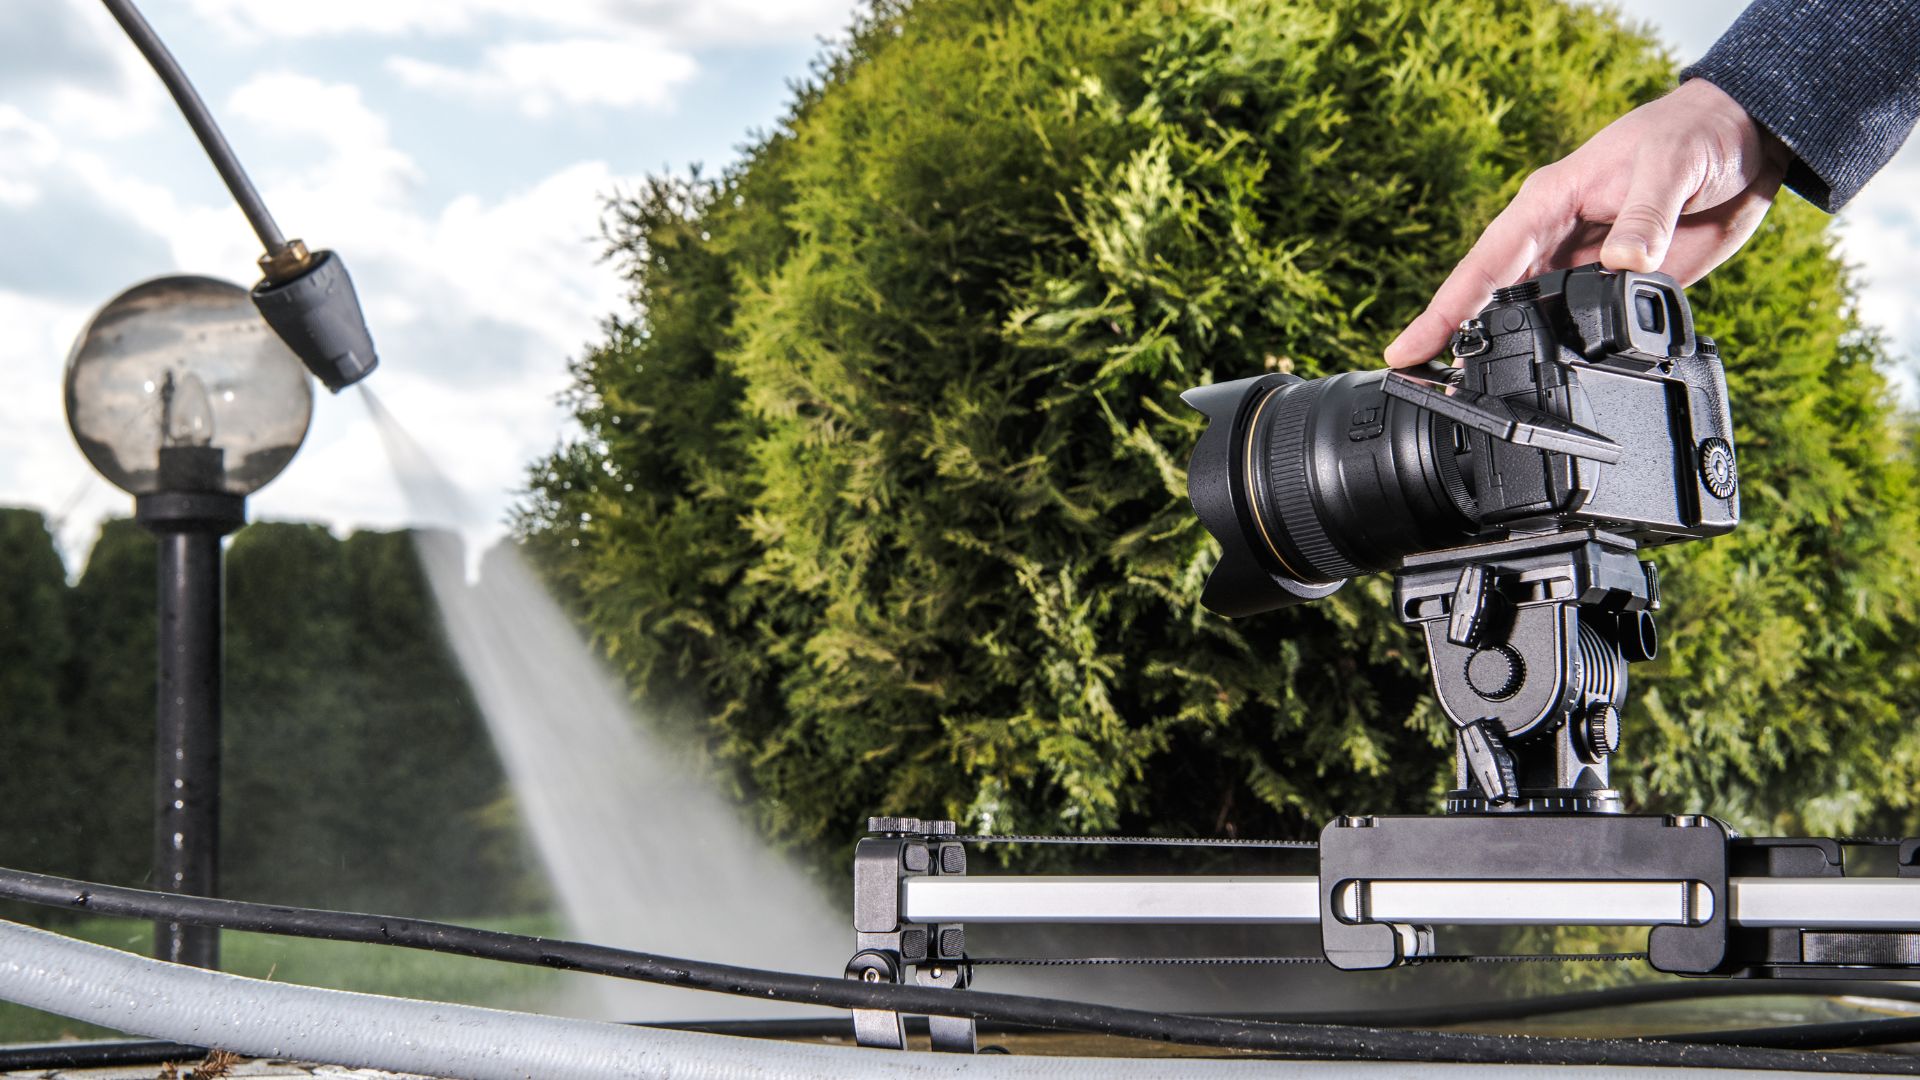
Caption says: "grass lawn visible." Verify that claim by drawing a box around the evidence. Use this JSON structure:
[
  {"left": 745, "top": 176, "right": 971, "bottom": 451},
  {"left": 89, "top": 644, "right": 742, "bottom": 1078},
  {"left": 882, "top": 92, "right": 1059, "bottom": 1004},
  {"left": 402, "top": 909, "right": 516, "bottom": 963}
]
[{"left": 0, "top": 914, "right": 568, "bottom": 1044}]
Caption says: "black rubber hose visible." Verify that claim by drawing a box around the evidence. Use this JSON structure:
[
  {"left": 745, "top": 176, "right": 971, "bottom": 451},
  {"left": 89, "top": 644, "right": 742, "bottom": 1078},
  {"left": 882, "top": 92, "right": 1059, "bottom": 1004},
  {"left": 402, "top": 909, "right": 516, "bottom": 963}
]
[
  {"left": 646, "top": 989, "right": 1920, "bottom": 1049},
  {"left": 1, "top": 867, "right": 1916, "bottom": 1073},
  {"left": 1245, "top": 980, "right": 1920, "bottom": 1029},
  {"left": 663, "top": 981, "right": 1920, "bottom": 1032},
  {"left": 97, "top": 0, "right": 287, "bottom": 253},
  {"left": 1669, "top": 1015, "right": 1920, "bottom": 1051},
  {"left": 0, "top": 1040, "right": 206, "bottom": 1071}
]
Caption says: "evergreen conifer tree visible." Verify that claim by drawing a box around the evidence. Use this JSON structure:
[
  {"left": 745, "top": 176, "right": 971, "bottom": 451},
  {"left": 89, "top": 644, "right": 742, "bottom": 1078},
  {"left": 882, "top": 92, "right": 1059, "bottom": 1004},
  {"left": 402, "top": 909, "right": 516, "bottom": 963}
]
[
  {"left": 0, "top": 519, "right": 541, "bottom": 915},
  {"left": 0, "top": 511, "right": 79, "bottom": 886},
  {"left": 517, "top": 0, "right": 1919, "bottom": 865},
  {"left": 63, "top": 518, "right": 157, "bottom": 890},
  {"left": 223, "top": 523, "right": 535, "bottom": 915}
]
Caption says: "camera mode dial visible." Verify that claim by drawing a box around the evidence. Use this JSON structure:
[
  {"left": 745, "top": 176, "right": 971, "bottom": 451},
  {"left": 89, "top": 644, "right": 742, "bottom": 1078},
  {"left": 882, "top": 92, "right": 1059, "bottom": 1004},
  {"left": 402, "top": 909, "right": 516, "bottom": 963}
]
[{"left": 1699, "top": 438, "right": 1737, "bottom": 500}]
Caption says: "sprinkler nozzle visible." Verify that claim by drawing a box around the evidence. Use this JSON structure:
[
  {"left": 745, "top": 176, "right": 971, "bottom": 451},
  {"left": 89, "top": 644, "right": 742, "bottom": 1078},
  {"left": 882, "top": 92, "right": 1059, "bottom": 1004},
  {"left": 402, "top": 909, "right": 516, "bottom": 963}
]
[{"left": 251, "top": 247, "right": 380, "bottom": 393}]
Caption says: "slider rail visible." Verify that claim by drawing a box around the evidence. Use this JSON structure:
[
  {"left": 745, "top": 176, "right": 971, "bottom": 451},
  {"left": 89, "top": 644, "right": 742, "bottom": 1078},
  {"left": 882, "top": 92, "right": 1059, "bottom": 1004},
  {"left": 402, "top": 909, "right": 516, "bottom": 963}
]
[
  {"left": 847, "top": 817, "right": 1920, "bottom": 1055},
  {"left": 902, "top": 875, "right": 1920, "bottom": 929}
]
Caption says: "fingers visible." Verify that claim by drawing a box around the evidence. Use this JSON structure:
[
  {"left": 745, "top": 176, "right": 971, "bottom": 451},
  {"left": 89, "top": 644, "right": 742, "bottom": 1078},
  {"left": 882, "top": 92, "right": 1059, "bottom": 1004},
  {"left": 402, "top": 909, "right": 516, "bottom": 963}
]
[
  {"left": 1384, "top": 307, "right": 1468, "bottom": 368},
  {"left": 1383, "top": 77, "right": 1775, "bottom": 366},
  {"left": 1384, "top": 173, "right": 1566, "bottom": 367},
  {"left": 1599, "top": 146, "right": 1696, "bottom": 273}
]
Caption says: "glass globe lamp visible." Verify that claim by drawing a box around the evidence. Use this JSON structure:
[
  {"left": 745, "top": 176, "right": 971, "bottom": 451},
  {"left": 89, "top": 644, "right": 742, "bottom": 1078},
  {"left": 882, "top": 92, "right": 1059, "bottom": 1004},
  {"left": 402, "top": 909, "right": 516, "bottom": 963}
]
[{"left": 66, "top": 275, "right": 312, "bottom": 498}]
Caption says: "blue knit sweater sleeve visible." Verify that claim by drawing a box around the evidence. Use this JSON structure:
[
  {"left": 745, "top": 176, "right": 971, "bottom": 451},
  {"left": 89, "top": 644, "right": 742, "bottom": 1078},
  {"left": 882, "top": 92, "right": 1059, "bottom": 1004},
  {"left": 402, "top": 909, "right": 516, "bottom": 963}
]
[{"left": 1680, "top": 0, "right": 1920, "bottom": 212}]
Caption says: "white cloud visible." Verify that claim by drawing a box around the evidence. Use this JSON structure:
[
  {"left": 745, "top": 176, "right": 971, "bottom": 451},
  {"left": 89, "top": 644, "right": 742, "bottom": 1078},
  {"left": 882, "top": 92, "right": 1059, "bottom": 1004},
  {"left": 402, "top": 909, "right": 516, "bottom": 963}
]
[
  {"left": 0, "top": 288, "right": 128, "bottom": 568},
  {"left": 389, "top": 36, "right": 697, "bottom": 116},
  {"left": 603, "top": 0, "right": 863, "bottom": 47},
  {"left": 181, "top": 0, "right": 856, "bottom": 49},
  {"left": 0, "top": 178, "right": 37, "bottom": 208},
  {"left": 0, "top": 111, "right": 56, "bottom": 217},
  {"left": 182, "top": 0, "right": 486, "bottom": 41},
  {"left": 4, "top": 0, "right": 167, "bottom": 139},
  {"left": 226, "top": 73, "right": 425, "bottom": 205},
  {"left": 1836, "top": 141, "right": 1920, "bottom": 377}
]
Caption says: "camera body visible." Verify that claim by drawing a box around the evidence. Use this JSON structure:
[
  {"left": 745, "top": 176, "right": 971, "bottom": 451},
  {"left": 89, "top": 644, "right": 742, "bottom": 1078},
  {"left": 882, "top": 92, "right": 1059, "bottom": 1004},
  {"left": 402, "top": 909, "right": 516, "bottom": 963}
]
[
  {"left": 1183, "top": 264, "right": 1737, "bottom": 618},
  {"left": 1448, "top": 266, "right": 1737, "bottom": 541},
  {"left": 1183, "top": 265, "right": 1740, "bottom": 811}
]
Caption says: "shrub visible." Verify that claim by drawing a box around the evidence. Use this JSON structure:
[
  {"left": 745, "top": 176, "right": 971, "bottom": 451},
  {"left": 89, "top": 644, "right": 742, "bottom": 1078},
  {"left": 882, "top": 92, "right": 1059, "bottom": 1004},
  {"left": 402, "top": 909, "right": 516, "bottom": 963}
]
[{"left": 520, "top": 0, "right": 1920, "bottom": 870}]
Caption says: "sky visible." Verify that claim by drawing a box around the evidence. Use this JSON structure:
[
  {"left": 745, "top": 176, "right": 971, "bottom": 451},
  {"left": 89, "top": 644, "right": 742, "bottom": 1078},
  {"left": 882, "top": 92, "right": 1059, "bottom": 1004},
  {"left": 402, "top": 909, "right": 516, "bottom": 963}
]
[{"left": 4, "top": 0, "right": 1916, "bottom": 570}]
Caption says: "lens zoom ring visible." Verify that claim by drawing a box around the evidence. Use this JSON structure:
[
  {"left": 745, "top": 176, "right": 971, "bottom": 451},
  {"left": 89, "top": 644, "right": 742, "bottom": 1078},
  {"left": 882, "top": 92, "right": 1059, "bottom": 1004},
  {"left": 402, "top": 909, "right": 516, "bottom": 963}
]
[{"left": 1263, "top": 383, "right": 1363, "bottom": 581}]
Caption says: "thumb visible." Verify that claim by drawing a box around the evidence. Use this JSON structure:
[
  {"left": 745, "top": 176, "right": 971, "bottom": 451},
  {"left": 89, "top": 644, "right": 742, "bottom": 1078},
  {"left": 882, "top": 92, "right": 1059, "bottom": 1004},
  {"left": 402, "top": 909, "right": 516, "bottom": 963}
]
[{"left": 1600, "top": 168, "right": 1690, "bottom": 273}]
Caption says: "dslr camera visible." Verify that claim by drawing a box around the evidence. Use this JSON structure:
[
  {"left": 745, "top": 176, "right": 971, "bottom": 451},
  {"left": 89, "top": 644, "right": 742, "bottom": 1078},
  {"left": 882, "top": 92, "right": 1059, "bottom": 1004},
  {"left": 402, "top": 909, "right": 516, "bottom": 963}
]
[{"left": 1184, "top": 265, "right": 1738, "bottom": 812}]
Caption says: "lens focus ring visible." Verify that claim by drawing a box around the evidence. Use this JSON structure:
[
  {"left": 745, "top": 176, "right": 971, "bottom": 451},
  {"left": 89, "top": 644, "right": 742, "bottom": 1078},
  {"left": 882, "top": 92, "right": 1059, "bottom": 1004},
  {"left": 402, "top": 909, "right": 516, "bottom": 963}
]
[{"left": 1250, "top": 381, "right": 1362, "bottom": 582}]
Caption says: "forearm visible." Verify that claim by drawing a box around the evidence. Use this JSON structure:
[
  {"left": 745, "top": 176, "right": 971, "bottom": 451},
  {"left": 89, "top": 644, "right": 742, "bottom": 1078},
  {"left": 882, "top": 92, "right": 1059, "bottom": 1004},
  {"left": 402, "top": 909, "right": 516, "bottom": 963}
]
[{"left": 1682, "top": 0, "right": 1920, "bottom": 211}]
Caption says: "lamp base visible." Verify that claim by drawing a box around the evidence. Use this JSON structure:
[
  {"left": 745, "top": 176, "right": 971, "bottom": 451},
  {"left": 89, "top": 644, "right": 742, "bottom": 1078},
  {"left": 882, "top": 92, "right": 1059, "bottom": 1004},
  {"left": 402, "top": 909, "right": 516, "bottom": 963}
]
[{"left": 135, "top": 491, "right": 246, "bottom": 535}]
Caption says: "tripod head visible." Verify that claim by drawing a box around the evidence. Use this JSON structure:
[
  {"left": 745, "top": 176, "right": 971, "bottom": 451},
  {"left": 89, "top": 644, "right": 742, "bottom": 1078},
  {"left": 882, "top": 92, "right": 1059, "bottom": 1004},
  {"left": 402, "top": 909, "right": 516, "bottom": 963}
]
[{"left": 1395, "top": 528, "right": 1659, "bottom": 812}]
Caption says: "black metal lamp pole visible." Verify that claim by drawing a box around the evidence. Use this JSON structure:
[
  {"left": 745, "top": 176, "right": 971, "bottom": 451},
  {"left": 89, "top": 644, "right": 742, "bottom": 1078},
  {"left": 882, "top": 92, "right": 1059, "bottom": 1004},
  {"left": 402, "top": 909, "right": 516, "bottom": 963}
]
[
  {"left": 79, "top": 0, "right": 379, "bottom": 962},
  {"left": 137, "top": 449, "right": 245, "bottom": 969},
  {"left": 67, "top": 278, "right": 330, "bottom": 971}
]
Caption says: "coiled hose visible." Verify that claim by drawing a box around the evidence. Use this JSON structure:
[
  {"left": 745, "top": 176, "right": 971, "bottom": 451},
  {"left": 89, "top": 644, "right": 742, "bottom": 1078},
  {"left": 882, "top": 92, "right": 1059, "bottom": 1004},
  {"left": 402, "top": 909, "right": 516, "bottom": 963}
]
[
  {"left": 4, "top": 916, "right": 1919, "bottom": 1078},
  {"left": 0, "top": 918, "right": 1747, "bottom": 1080}
]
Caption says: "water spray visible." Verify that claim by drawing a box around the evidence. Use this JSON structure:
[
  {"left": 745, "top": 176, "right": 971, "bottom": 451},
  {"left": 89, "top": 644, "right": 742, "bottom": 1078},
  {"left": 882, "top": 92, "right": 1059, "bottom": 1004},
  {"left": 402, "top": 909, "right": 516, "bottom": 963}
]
[{"left": 360, "top": 387, "right": 847, "bottom": 1021}]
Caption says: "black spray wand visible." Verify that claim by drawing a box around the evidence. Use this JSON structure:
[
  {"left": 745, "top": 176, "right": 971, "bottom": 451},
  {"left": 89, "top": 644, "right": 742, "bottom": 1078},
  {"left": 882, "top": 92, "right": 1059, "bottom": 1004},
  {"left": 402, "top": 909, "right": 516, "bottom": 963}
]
[{"left": 99, "top": 0, "right": 379, "bottom": 392}]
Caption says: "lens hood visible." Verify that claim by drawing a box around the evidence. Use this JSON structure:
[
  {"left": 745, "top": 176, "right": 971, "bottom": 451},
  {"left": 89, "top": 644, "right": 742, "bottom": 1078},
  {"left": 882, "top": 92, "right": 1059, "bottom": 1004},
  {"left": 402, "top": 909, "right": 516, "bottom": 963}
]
[{"left": 1182, "top": 375, "right": 1344, "bottom": 618}]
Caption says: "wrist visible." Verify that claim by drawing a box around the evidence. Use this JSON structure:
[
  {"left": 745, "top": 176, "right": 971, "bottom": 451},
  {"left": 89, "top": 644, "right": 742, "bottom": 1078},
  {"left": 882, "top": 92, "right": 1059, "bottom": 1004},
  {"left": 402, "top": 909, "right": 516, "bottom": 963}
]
[{"left": 1681, "top": 76, "right": 1787, "bottom": 171}]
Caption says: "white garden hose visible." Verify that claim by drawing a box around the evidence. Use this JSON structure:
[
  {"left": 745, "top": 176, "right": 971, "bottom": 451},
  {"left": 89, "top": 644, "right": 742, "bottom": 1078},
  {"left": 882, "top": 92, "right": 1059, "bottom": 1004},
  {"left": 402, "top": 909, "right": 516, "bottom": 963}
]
[{"left": 0, "top": 919, "right": 1849, "bottom": 1079}]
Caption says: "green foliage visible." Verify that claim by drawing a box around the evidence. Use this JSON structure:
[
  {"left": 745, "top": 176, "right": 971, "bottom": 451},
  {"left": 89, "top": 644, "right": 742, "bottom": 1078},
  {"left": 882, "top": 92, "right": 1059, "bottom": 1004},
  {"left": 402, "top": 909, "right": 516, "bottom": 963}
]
[
  {"left": 0, "top": 516, "right": 542, "bottom": 919},
  {"left": 1630, "top": 203, "right": 1920, "bottom": 837},
  {"left": 521, "top": 0, "right": 1920, "bottom": 867},
  {"left": 0, "top": 511, "right": 83, "bottom": 883},
  {"left": 60, "top": 520, "right": 161, "bottom": 895},
  {"left": 223, "top": 524, "right": 546, "bottom": 915}
]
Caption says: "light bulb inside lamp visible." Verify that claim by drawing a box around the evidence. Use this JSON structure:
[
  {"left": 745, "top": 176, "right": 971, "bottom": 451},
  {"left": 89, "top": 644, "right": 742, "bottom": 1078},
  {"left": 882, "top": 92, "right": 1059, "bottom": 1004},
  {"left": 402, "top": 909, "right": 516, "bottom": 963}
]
[{"left": 162, "top": 371, "right": 216, "bottom": 447}]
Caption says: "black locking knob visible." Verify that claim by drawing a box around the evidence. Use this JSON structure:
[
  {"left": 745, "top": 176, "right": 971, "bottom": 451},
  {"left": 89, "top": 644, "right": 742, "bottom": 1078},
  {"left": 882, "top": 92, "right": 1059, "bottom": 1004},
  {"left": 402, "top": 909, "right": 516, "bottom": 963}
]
[{"left": 1585, "top": 703, "right": 1622, "bottom": 758}]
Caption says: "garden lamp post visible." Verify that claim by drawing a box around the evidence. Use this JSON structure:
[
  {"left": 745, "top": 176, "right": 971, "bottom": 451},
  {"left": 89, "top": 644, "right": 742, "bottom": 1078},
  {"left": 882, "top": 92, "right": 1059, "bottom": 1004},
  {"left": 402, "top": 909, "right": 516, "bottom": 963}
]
[{"left": 66, "top": 275, "right": 313, "bottom": 969}]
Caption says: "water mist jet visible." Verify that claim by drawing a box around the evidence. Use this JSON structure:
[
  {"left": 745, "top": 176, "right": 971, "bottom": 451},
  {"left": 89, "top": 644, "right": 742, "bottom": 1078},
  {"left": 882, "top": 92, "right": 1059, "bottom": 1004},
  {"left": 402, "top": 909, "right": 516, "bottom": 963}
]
[{"left": 362, "top": 387, "right": 843, "bottom": 1021}]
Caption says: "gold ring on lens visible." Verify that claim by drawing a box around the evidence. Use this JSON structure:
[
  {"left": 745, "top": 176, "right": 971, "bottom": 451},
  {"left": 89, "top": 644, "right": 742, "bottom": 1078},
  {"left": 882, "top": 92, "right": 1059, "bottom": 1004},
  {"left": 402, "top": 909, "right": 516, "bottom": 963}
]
[{"left": 1243, "top": 386, "right": 1309, "bottom": 581}]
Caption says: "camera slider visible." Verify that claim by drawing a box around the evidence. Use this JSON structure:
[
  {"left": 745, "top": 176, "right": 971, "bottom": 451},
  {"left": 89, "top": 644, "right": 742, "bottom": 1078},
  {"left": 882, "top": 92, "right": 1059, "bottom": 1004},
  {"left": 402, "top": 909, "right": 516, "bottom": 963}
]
[{"left": 843, "top": 816, "right": 1920, "bottom": 1052}]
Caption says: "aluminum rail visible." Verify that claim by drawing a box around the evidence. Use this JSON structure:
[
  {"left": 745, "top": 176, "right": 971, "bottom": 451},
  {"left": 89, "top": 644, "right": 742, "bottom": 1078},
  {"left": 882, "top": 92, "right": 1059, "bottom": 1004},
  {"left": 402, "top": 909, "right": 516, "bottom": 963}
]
[{"left": 904, "top": 875, "right": 1920, "bottom": 928}]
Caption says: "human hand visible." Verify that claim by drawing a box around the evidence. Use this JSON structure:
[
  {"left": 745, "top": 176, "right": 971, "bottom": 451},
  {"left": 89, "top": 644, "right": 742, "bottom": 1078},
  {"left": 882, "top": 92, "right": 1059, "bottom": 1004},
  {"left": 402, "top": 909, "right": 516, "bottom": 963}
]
[{"left": 1384, "top": 79, "right": 1791, "bottom": 367}]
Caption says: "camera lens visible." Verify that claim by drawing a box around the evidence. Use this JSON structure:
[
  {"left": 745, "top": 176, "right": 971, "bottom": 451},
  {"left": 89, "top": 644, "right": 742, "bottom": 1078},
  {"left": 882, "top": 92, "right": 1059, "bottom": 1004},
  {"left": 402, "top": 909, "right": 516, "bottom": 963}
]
[{"left": 1237, "top": 370, "right": 1481, "bottom": 584}]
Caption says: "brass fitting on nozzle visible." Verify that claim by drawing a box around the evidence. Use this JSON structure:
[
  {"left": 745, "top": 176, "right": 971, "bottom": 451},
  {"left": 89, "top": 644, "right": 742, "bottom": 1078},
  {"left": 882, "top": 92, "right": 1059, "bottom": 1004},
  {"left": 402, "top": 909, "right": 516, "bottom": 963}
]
[{"left": 257, "top": 238, "right": 315, "bottom": 285}]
